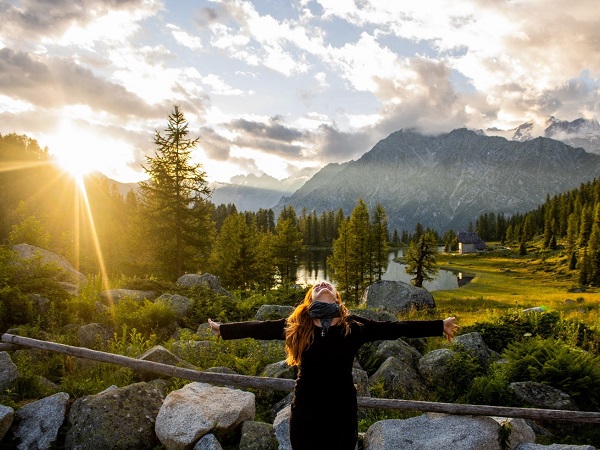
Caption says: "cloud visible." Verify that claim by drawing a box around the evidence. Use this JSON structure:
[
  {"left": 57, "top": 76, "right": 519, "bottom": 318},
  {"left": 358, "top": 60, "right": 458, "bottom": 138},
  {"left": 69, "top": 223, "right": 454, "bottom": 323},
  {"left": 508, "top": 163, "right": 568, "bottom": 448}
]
[
  {"left": 0, "top": 48, "right": 157, "bottom": 117},
  {"left": 0, "top": 0, "right": 160, "bottom": 44}
]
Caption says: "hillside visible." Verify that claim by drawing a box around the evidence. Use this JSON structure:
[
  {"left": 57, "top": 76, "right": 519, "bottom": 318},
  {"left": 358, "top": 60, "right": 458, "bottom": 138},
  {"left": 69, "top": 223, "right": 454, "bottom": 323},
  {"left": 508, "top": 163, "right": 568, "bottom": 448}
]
[{"left": 275, "top": 128, "right": 600, "bottom": 232}]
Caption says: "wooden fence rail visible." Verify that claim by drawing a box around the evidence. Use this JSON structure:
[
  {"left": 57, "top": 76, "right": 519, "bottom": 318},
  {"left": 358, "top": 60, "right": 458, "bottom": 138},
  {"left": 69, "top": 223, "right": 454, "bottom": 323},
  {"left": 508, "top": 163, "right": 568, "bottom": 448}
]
[{"left": 3, "top": 333, "right": 600, "bottom": 424}]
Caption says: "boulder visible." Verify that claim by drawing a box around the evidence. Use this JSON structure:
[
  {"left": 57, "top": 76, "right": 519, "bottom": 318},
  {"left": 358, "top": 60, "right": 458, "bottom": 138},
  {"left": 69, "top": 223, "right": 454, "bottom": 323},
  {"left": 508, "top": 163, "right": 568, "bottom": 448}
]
[
  {"left": 0, "top": 405, "right": 14, "bottom": 442},
  {"left": 64, "top": 382, "right": 164, "bottom": 450},
  {"left": 28, "top": 293, "right": 50, "bottom": 316},
  {"left": 254, "top": 305, "right": 294, "bottom": 321},
  {"left": 418, "top": 348, "right": 455, "bottom": 385},
  {"left": 363, "top": 414, "right": 535, "bottom": 450},
  {"left": 508, "top": 382, "right": 578, "bottom": 411},
  {"left": 193, "top": 433, "right": 223, "bottom": 450},
  {"left": 516, "top": 444, "right": 597, "bottom": 450},
  {"left": 353, "top": 365, "right": 370, "bottom": 397},
  {"left": 351, "top": 308, "right": 398, "bottom": 322},
  {"left": 273, "top": 406, "right": 292, "bottom": 450},
  {"left": 0, "top": 352, "right": 18, "bottom": 391},
  {"left": 372, "top": 338, "right": 422, "bottom": 369},
  {"left": 12, "top": 243, "right": 87, "bottom": 293},
  {"left": 155, "top": 382, "right": 255, "bottom": 450},
  {"left": 77, "top": 323, "right": 114, "bottom": 349},
  {"left": 139, "top": 345, "right": 195, "bottom": 367},
  {"left": 261, "top": 361, "right": 296, "bottom": 380},
  {"left": 359, "top": 280, "right": 435, "bottom": 314},
  {"left": 170, "top": 340, "right": 211, "bottom": 359},
  {"left": 452, "top": 332, "right": 494, "bottom": 367},
  {"left": 156, "top": 294, "right": 194, "bottom": 320},
  {"left": 100, "top": 289, "right": 156, "bottom": 304},
  {"left": 239, "top": 421, "right": 277, "bottom": 450},
  {"left": 176, "top": 273, "right": 233, "bottom": 297},
  {"left": 368, "top": 356, "right": 426, "bottom": 400},
  {"left": 13, "top": 392, "right": 69, "bottom": 450}
]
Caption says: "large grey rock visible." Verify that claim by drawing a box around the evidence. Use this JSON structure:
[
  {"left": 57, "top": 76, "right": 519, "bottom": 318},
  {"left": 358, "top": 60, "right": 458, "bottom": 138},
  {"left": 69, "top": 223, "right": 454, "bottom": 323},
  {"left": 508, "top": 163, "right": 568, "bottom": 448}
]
[
  {"left": 77, "top": 323, "right": 113, "bottom": 349},
  {"left": 176, "top": 273, "right": 232, "bottom": 297},
  {"left": 0, "top": 352, "right": 18, "bottom": 391},
  {"left": 28, "top": 293, "right": 50, "bottom": 316},
  {"left": 139, "top": 345, "right": 195, "bottom": 367},
  {"left": 353, "top": 366, "right": 370, "bottom": 397},
  {"left": 0, "top": 405, "right": 14, "bottom": 442},
  {"left": 516, "top": 444, "right": 596, "bottom": 450},
  {"left": 170, "top": 340, "right": 211, "bottom": 359},
  {"left": 239, "top": 421, "right": 277, "bottom": 450},
  {"left": 509, "top": 382, "right": 578, "bottom": 411},
  {"left": 99, "top": 289, "right": 156, "bottom": 303},
  {"left": 155, "top": 382, "right": 255, "bottom": 450},
  {"left": 418, "top": 348, "right": 455, "bottom": 385},
  {"left": 273, "top": 406, "right": 292, "bottom": 450},
  {"left": 13, "top": 392, "right": 69, "bottom": 450},
  {"left": 368, "top": 356, "right": 426, "bottom": 399},
  {"left": 359, "top": 280, "right": 435, "bottom": 313},
  {"left": 254, "top": 305, "right": 294, "bottom": 321},
  {"left": 372, "top": 338, "right": 422, "bottom": 369},
  {"left": 138, "top": 345, "right": 196, "bottom": 379},
  {"left": 452, "top": 332, "right": 493, "bottom": 367},
  {"left": 261, "top": 361, "right": 296, "bottom": 380},
  {"left": 12, "top": 243, "right": 87, "bottom": 293},
  {"left": 157, "top": 294, "right": 194, "bottom": 319},
  {"left": 363, "top": 414, "right": 535, "bottom": 450},
  {"left": 193, "top": 433, "right": 223, "bottom": 450},
  {"left": 351, "top": 308, "right": 398, "bottom": 322},
  {"left": 65, "top": 382, "right": 164, "bottom": 450}
]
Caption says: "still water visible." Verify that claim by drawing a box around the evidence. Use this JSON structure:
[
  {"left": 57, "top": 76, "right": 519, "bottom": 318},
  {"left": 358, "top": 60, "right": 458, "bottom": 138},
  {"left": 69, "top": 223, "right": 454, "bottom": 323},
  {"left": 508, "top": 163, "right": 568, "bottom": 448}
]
[{"left": 296, "top": 249, "right": 472, "bottom": 291}]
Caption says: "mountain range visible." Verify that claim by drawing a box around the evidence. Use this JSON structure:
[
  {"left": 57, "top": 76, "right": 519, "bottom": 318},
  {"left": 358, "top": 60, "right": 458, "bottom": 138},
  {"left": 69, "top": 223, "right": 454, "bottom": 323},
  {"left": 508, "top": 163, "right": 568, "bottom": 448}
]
[{"left": 273, "top": 127, "right": 600, "bottom": 232}]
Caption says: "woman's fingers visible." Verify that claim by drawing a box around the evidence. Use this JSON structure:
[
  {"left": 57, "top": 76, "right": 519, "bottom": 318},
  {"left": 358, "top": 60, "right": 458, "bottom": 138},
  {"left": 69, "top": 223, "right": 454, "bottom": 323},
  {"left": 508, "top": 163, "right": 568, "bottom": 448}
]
[{"left": 208, "top": 318, "right": 221, "bottom": 336}]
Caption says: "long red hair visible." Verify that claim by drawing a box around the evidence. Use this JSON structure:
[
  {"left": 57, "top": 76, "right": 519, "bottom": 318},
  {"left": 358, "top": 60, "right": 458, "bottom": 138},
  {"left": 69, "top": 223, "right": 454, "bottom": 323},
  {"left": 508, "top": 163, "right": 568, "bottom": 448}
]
[{"left": 284, "top": 285, "right": 351, "bottom": 366}]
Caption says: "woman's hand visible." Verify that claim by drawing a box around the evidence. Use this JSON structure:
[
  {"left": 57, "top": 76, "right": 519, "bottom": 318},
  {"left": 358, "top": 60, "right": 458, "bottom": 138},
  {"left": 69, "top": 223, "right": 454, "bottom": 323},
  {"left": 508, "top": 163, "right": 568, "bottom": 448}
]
[
  {"left": 443, "top": 317, "right": 459, "bottom": 342},
  {"left": 208, "top": 318, "right": 221, "bottom": 337}
]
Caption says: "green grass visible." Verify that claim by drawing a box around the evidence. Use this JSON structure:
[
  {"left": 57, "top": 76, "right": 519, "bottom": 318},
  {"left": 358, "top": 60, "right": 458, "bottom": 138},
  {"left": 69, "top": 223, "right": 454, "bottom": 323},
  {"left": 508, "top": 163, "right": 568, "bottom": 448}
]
[{"left": 429, "top": 246, "right": 600, "bottom": 330}]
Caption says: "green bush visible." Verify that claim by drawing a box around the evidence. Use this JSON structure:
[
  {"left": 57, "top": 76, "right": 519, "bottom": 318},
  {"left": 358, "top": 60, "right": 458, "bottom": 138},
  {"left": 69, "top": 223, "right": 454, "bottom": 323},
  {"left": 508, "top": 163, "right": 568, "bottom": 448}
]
[
  {"left": 432, "top": 348, "right": 486, "bottom": 403},
  {"left": 503, "top": 336, "right": 600, "bottom": 411},
  {"left": 462, "top": 310, "right": 600, "bottom": 354},
  {"left": 112, "top": 298, "right": 177, "bottom": 337}
]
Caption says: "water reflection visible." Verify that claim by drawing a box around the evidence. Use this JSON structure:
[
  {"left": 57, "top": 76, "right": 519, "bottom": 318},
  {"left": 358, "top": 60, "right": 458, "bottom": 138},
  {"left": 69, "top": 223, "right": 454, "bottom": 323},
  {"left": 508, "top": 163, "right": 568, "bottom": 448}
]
[{"left": 296, "top": 249, "right": 472, "bottom": 291}]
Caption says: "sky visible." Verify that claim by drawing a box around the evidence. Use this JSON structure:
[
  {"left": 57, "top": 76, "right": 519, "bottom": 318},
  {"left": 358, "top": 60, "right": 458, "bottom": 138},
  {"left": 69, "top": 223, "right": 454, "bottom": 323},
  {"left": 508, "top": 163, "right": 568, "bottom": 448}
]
[{"left": 1, "top": 0, "right": 600, "bottom": 185}]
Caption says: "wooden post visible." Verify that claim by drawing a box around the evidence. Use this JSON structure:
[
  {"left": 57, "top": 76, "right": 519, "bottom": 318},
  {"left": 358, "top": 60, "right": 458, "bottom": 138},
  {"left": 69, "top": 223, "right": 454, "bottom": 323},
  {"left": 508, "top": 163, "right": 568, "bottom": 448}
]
[
  {"left": 3, "top": 333, "right": 600, "bottom": 423},
  {"left": 1, "top": 333, "right": 295, "bottom": 392}
]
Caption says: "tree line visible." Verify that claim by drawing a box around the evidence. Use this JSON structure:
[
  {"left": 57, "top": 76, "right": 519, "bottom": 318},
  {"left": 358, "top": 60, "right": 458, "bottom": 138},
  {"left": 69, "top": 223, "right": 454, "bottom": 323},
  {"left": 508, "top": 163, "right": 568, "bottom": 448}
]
[
  {"left": 474, "top": 179, "right": 600, "bottom": 285},
  {"left": 1, "top": 107, "right": 452, "bottom": 297}
]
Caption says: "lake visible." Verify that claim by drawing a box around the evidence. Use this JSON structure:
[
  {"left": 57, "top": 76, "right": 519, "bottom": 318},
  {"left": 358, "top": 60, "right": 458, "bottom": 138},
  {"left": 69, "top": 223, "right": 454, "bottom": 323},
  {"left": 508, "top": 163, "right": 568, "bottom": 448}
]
[{"left": 295, "top": 249, "right": 473, "bottom": 291}]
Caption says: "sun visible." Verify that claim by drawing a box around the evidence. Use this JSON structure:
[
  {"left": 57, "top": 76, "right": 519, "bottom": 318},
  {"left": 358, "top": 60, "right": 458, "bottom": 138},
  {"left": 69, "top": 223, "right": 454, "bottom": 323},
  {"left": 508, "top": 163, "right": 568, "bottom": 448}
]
[
  {"left": 45, "top": 123, "right": 100, "bottom": 181},
  {"left": 53, "top": 149, "right": 96, "bottom": 180}
]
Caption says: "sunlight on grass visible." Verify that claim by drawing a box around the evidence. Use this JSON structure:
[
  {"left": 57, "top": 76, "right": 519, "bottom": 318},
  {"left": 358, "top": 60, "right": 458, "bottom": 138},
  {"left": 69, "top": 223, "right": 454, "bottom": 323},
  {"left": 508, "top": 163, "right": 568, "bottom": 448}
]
[{"left": 430, "top": 250, "right": 600, "bottom": 330}]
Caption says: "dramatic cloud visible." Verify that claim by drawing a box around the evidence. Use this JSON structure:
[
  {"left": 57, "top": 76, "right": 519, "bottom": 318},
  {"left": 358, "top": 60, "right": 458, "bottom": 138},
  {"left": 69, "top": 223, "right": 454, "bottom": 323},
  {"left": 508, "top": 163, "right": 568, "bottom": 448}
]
[{"left": 0, "top": 0, "right": 599, "bottom": 183}]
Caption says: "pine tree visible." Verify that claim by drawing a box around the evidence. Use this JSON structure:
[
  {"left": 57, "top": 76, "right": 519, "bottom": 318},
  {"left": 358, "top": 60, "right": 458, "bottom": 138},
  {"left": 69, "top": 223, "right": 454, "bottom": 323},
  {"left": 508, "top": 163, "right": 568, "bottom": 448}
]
[
  {"left": 272, "top": 217, "right": 305, "bottom": 286},
  {"left": 209, "top": 213, "right": 266, "bottom": 290},
  {"left": 370, "top": 204, "right": 390, "bottom": 281},
  {"left": 139, "top": 105, "right": 213, "bottom": 278},
  {"left": 404, "top": 231, "right": 439, "bottom": 288},
  {"left": 328, "top": 218, "right": 353, "bottom": 301}
]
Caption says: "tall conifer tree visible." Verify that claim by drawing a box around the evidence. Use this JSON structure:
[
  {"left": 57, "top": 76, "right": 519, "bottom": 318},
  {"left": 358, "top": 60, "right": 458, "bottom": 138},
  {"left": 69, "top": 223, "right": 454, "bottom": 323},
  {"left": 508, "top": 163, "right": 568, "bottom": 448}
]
[{"left": 139, "top": 105, "right": 213, "bottom": 278}]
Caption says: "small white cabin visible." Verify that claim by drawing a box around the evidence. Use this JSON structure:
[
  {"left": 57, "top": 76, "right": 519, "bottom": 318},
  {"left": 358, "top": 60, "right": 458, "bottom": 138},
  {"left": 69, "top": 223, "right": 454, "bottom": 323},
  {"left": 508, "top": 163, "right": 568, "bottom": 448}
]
[{"left": 457, "top": 231, "right": 486, "bottom": 254}]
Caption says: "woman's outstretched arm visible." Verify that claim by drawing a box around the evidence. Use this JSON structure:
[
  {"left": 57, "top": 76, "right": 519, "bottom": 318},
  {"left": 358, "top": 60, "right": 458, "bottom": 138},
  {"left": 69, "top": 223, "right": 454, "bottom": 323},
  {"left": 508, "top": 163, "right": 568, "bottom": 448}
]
[{"left": 208, "top": 318, "right": 286, "bottom": 340}]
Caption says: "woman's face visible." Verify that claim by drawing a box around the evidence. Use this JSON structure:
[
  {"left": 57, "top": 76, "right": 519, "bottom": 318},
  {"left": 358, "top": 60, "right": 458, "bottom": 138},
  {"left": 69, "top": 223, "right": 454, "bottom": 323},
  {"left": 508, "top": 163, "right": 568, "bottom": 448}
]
[{"left": 311, "top": 281, "right": 337, "bottom": 304}]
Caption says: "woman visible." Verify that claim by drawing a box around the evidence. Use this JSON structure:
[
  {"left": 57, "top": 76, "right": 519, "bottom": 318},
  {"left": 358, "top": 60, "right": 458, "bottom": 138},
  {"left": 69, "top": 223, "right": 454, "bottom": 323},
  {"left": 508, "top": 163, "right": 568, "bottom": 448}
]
[{"left": 208, "top": 281, "right": 459, "bottom": 450}]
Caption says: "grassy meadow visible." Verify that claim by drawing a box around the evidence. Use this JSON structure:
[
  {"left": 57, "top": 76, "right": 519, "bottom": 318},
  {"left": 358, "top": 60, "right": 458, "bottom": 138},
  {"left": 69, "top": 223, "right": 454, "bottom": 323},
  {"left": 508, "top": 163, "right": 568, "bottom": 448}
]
[{"left": 423, "top": 244, "right": 600, "bottom": 330}]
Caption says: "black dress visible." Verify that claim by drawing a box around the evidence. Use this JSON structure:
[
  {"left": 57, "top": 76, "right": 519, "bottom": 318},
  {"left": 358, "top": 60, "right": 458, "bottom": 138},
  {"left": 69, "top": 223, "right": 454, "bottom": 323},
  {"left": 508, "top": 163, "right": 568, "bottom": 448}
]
[{"left": 220, "top": 314, "right": 443, "bottom": 450}]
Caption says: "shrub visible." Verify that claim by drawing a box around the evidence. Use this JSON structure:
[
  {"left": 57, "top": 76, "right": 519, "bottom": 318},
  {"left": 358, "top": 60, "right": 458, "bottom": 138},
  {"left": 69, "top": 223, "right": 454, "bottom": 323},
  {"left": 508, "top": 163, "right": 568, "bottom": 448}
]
[
  {"left": 503, "top": 336, "right": 600, "bottom": 411},
  {"left": 432, "top": 348, "right": 486, "bottom": 403},
  {"left": 462, "top": 310, "right": 600, "bottom": 354},
  {"left": 112, "top": 297, "right": 177, "bottom": 337}
]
